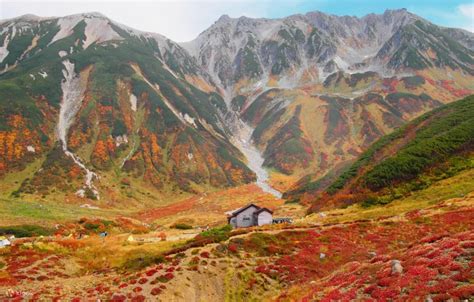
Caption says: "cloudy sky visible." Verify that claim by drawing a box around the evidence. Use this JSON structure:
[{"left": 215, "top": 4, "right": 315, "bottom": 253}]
[{"left": 1, "top": 0, "right": 473, "bottom": 42}]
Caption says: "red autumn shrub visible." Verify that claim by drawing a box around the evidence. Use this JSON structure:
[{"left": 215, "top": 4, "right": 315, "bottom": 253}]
[
  {"left": 150, "top": 287, "right": 162, "bottom": 296},
  {"left": 428, "top": 255, "right": 451, "bottom": 268},
  {"left": 164, "top": 272, "right": 174, "bottom": 280},
  {"left": 450, "top": 269, "right": 471, "bottom": 282},
  {"left": 371, "top": 287, "right": 399, "bottom": 299},
  {"left": 200, "top": 251, "right": 210, "bottom": 258},
  {"left": 429, "top": 278, "right": 456, "bottom": 293},
  {"left": 449, "top": 284, "right": 474, "bottom": 298},
  {"left": 377, "top": 277, "right": 393, "bottom": 287},
  {"left": 110, "top": 294, "right": 126, "bottom": 302},
  {"left": 228, "top": 243, "right": 238, "bottom": 253},
  {"left": 172, "top": 259, "right": 180, "bottom": 266},
  {"left": 145, "top": 269, "right": 157, "bottom": 277},
  {"left": 364, "top": 284, "right": 377, "bottom": 294},
  {"left": 405, "top": 210, "right": 422, "bottom": 220},
  {"left": 266, "top": 244, "right": 280, "bottom": 254},
  {"left": 321, "top": 289, "right": 343, "bottom": 301},
  {"left": 460, "top": 241, "right": 474, "bottom": 248},
  {"left": 421, "top": 233, "right": 447, "bottom": 244},
  {"left": 166, "top": 266, "right": 175, "bottom": 272},
  {"left": 255, "top": 265, "right": 268, "bottom": 274},
  {"left": 189, "top": 256, "right": 200, "bottom": 265},
  {"left": 131, "top": 295, "right": 145, "bottom": 302},
  {"left": 36, "top": 275, "right": 49, "bottom": 281}
]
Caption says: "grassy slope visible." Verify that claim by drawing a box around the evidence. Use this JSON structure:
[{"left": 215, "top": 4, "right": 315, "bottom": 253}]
[
  {"left": 293, "top": 95, "right": 474, "bottom": 211},
  {"left": 304, "top": 167, "right": 474, "bottom": 225}
]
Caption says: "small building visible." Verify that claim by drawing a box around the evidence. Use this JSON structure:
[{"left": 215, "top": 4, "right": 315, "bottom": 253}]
[{"left": 227, "top": 203, "right": 273, "bottom": 228}]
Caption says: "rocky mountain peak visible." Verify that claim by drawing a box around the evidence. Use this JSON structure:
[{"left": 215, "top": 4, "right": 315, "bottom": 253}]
[
  {"left": 182, "top": 8, "right": 473, "bottom": 95},
  {"left": 216, "top": 14, "right": 232, "bottom": 24}
]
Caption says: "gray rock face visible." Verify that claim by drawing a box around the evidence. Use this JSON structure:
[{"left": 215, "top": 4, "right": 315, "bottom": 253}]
[{"left": 181, "top": 9, "right": 474, "bottom": 94}]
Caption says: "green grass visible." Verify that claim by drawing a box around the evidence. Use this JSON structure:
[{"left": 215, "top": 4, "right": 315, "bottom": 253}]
[
  {"left": 363, "top": 96, "right": 474, "bottom": 190},
  {"left": 0, "top": 224, "right": 55, "bottom": 237},
  {"left": 0, "top": 156, "right": 46, "bottom": 198},
  {"left": 0, "top": 197, "right": 115, "bottom": 226},
  {"left": 198, "top": 225, "right": 232, "bottom": 243},
  {"left": 327, "top": 95, "right": 474, "bottom": 194},
  {"left": 171, "top": 223, "right": 193, "bottom": 230}
]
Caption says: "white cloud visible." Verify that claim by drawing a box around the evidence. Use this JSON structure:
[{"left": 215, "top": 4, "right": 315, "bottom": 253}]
[
  {"left": 0, "top": 0, "right": 276, "bottom": 42},
  {"left": 458, "top": 3, "right": 474, "bottom": 17},
  {"left": 458, "top": 3, "right": 474, "bottom": 32}
]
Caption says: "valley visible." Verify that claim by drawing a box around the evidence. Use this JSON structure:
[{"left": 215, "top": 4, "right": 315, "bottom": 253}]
[
  {"left": 0, "top": 7, "right": 473, "bottom": 301},
  {"left": 0, "top": 167, "right": 473, "bottom": 300}
]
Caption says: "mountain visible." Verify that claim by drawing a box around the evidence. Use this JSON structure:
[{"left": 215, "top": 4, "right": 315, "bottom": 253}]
[
  {"left": 182, "top": 9, "right": 474, "bottom": 192},
  {"left": 182, "top": 9, "right": 473, "bottom": 90},
  {"left": 0, "top": 13, "right": 254, "bottom": 203},
  {"left": 287, "top": 95, "right": 474, "bottom": 211},
  {"left": 0, "top": 9, "right": 473, "bottom": 204}
]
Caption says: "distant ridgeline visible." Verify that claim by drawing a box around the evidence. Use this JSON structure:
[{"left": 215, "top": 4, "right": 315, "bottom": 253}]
[{"left": 289, "top": 95, "right": 474, "bottom": 212}]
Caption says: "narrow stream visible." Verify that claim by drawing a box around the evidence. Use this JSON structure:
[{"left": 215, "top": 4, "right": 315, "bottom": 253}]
[
  {"left": 58, "top": 60, "right": 99, "bottom": 198},
  {"left": 232, "top": 119, "right": 282, "bottom": 198}
]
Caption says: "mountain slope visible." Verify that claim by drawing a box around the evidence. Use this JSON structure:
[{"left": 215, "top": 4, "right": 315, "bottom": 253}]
[
  {"left": 1, "top": 10, "right": 473, "bottom": 204},
  {"left": 182, "top": 9, "right": 474, "bottom": 192},
  {"left": 0, "top": 13, "right": 254, "bottom": 203},
  {"left": 286, "top": 95, "right": 474, "bottom": 211}
]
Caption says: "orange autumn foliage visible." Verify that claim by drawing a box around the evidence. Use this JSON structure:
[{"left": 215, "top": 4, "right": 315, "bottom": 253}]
[
  {"left": 98, "top": 105, "right": 113, "bottom": 115},
  {"left": 206, "top": 153, "right": 218, "bottom": 169},
  {"left": 106, "top": 136, "right": 115, "bottom": 153},
  {"left": 150, "top": 134, "right": 160, "bottom": 164},
  {"left": 68, "top": 131, "right": 89, "bottom": 150},
  {"left": 0, "top": 115, "right": 40, "bottom": 172},
  {"left": 68, "top": 165, "right": 83, "bottom": 179},
  {"left": 94, "top": 140, "right": 108, "bottom": 162},
  {"left": 8, "top": 115, "right": 25, "bottom": 128}
]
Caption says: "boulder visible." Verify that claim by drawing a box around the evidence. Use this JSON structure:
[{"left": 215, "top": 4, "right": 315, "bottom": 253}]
[{"left": 391, "top": 259, "right": 403, "bottom": 274}]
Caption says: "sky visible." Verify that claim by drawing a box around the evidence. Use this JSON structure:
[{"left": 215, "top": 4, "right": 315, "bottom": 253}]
[{"left": 1, "top": 0, "right": 473, "bottom": 42}]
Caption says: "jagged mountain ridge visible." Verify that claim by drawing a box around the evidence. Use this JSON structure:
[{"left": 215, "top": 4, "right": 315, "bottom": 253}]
[{"left": 182, "top": 9, "right": 473, "bottom": 92}]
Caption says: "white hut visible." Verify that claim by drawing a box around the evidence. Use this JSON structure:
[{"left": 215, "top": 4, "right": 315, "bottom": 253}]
[{"left": 227, "top": 204, "right": 273, "bottom": 228}]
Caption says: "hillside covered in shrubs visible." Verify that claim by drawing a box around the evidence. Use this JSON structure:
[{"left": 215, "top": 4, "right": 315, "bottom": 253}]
[{"left": 287, "top": 95, "right": 474, "bottom": 211}]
